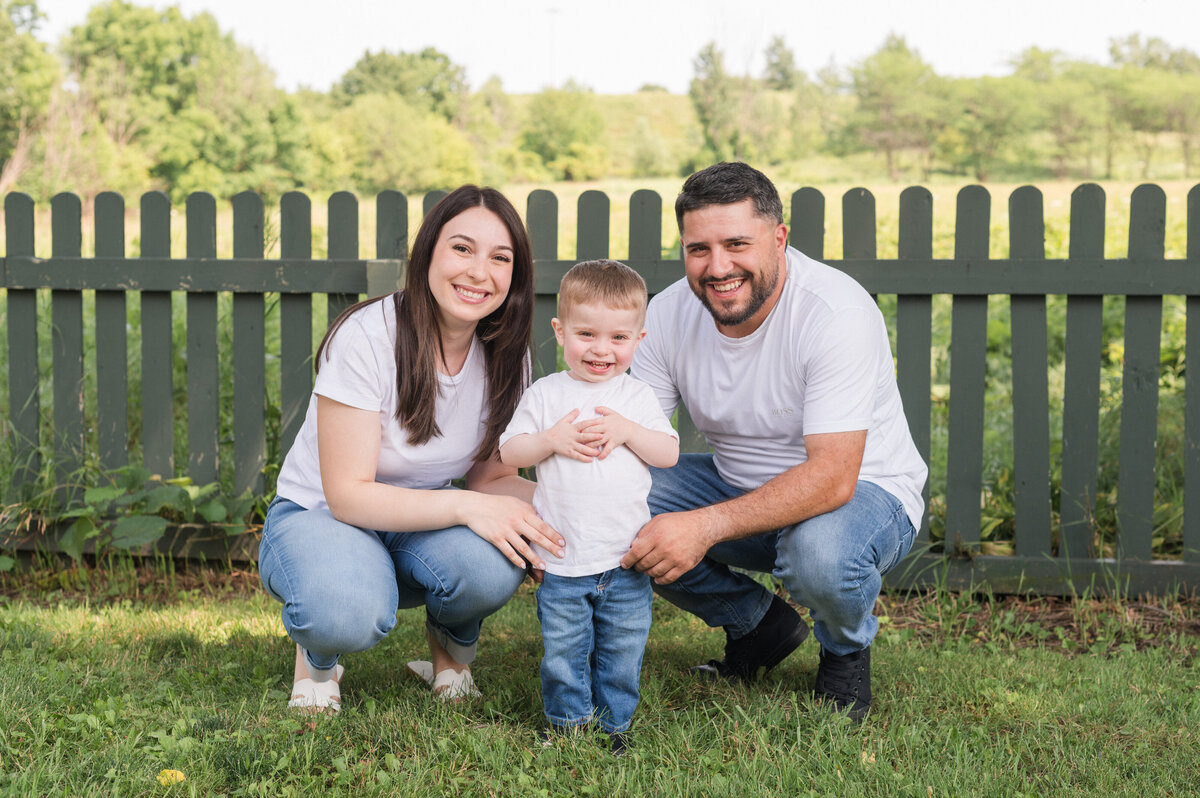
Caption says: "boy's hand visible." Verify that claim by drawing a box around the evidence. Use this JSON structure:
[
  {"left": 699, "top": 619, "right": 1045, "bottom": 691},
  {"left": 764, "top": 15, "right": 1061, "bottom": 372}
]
[
  {"left": 581, "top": 407, "right": 636, "bottom": 460},
  {"left": 545, "top": 409, "right": 602, "bottom": 462}
]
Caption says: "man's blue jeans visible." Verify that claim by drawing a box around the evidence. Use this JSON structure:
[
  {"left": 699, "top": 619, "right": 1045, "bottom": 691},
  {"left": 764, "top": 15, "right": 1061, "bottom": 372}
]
[
  {"left": 258, "top": 497, "right": 526, "bottom": 674},
  {"left": 536, "top": 568, "right": 652, "bottom": 734},
  {"left": 648, "top": 454, "right": 916, "bottom": 656}
]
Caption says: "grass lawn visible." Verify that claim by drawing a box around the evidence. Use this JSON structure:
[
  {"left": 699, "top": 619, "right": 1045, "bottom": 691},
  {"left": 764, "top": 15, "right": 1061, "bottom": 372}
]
[{"left": 1, "top": 568, "right": 1199, "bottom": 797}]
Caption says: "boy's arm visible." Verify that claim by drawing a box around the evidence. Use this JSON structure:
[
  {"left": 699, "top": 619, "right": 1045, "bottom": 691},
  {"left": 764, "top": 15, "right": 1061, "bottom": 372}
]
[
  {"left": 499, "top": 409, "right": 603, "bottom": 467},
  {"left": 588, "top": 407, "right": 680, "bottom": 468}
]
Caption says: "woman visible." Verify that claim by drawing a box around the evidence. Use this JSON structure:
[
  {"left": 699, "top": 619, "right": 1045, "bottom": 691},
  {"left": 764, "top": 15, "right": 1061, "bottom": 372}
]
[{"left": 258, "top": 186, "right": 565, "bottom": 711}]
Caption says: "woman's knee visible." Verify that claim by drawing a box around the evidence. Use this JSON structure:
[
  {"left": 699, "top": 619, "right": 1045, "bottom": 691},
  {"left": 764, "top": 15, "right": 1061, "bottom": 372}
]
[{"left": 284, "top": 587, "right": 398, "bottom": 656}]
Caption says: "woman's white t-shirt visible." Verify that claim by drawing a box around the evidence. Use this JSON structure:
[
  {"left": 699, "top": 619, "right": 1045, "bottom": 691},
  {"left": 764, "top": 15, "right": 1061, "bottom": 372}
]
[{"left": 274, "top": 298, "right": 489, "bottom": 511}]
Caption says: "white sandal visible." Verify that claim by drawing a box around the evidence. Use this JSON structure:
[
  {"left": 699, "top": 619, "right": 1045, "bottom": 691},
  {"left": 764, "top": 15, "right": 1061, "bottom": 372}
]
[
  {"left": 288, "top": 664, "right": 345, "bottom": 713},
  {"left": 407, "top": 660, "right": 481, "bottom": 700}
]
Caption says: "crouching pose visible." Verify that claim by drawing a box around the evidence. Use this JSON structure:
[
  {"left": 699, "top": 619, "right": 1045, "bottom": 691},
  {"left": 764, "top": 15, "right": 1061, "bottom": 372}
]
[{"left": 622, "top": 162, "right": 927, "bottom": 721}]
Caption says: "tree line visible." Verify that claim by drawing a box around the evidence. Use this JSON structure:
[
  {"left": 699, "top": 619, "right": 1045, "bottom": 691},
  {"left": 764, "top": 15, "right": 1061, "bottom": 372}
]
[{"left": 3, "top": 0, "right": 1199, "bottom": 204}]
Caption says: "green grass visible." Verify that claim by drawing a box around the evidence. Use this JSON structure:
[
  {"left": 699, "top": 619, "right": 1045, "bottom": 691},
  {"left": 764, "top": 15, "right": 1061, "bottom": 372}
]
[{"left": 2, "top": 567, "right": 1199, "bottom": 796}]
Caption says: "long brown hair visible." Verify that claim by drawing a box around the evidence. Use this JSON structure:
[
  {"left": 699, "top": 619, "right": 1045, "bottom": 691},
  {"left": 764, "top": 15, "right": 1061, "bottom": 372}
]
[{"left": 316, "top": 186, "right": 534, "bottom": 462}]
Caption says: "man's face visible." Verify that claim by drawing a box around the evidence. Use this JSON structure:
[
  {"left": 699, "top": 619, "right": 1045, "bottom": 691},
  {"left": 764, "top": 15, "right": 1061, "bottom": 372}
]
[{"left": 680, "top": 199, "right": 788, "bottom": 337}]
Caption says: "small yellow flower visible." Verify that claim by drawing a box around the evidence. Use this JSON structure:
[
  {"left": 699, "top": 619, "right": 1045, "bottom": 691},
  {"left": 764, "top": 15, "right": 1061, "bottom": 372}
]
[{"left": 157, "top": 769, "right": 186, "bottom": 786}]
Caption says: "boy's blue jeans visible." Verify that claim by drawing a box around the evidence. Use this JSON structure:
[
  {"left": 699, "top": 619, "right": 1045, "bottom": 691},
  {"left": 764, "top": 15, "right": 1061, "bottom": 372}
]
[
  {"left": 258, "top": 496, "right": 526, "bottom": 674},
  {"left": 648, "top": 454, "right": 917, "bottom": 656},
  {"left": 536, "top": 568, "right": 652, "bottom": 734}
]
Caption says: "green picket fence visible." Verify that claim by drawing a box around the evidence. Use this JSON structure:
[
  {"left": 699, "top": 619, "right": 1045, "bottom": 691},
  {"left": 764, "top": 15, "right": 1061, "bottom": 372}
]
[{"left": 2, "top": 184, "right": 1198, "bottom": 594}]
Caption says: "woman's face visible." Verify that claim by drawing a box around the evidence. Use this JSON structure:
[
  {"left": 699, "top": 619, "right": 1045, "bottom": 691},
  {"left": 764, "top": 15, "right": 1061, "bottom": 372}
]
[{"left": 427, "top": 206, "right": 515, "bottom": 334}]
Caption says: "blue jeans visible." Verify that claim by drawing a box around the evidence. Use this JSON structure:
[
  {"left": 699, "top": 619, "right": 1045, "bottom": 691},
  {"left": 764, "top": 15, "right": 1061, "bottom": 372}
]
[
  {"left": 536, "top": 568, "right": 652, "bottom": 734},
  {"left": 648, "top": 454, "right": 916, "bottom": 656},
  {"left": 258, "top": 496, "right": 526, "bottom": 673}
]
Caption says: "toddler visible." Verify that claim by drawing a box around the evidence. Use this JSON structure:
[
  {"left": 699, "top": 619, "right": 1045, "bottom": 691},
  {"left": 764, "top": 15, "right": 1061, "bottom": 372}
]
[{"left": 499, "top": 259, "right": 679, "bottom": 753}]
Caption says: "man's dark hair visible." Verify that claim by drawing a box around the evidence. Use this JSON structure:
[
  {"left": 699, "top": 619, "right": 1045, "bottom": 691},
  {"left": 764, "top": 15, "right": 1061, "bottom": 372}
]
[{"left": 674, "top": 161, "right": 784, "bottom": 230}]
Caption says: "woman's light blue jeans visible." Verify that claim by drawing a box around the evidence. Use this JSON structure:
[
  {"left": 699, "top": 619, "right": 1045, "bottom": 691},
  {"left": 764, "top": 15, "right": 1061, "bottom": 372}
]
[
  {"left": 648, "top": 454, "right": 916, "bottom": 656},
  {"left": 536, "top": 568, "right": 652, "bottom": 734},
  {"left": 258, "top": 496, "right": 526, "bottom": 673}
]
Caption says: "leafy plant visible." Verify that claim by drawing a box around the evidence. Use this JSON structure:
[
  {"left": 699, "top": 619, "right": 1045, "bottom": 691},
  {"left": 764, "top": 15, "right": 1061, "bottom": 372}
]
[{"left": 45, "top": 466, "right": 257, "bottom": 564}]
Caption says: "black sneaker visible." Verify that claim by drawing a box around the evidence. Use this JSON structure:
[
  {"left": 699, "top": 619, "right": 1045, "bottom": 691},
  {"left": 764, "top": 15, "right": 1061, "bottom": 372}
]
[
  {"left": 691, "top": 594, "right": 809, "bottom": 683},
  {"left": 609, "top": 732, "right": 629, "bottom": 757},
  {"left": 813, "top": 646, "right": 871, "bottom": 722}
]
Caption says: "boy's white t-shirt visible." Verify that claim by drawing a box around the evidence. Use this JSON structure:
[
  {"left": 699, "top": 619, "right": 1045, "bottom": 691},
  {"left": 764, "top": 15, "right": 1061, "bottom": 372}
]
[
  {"left": 632, "top": 246, "right": 927, "bottom": 532},
  {"left": 500, "top": 371, "right": 678, "bottom": 577},
  {"left": 275, "top": 298, "right": 489, "bottom": 511}
]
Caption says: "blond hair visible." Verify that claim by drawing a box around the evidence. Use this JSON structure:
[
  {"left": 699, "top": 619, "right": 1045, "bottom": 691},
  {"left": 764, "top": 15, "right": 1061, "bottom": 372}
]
[{"left": 557, "top": 259, "right": 647, "bottom": 322}]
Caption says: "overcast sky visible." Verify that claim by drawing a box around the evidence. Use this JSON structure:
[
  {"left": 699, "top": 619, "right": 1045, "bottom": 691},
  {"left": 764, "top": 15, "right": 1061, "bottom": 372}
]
[{"left": 36, "top": 0, "right": 1199, "bottom": 94}]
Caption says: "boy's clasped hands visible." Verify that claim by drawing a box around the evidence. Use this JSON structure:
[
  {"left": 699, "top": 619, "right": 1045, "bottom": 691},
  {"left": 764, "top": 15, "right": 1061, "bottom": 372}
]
[{"left": 542, "top": 407, "right": 639, "bottom": 462}]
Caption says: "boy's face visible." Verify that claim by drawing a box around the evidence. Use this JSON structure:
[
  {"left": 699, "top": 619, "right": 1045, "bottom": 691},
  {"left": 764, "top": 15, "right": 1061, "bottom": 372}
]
[{"left": 552, "top": 301, "right": 646, "bottom": 383}]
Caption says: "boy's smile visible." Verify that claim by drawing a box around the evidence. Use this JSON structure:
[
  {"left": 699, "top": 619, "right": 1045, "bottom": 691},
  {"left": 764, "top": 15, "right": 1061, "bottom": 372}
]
[{"left": 552, "top": 302, "right": 647, "bottom": 383}]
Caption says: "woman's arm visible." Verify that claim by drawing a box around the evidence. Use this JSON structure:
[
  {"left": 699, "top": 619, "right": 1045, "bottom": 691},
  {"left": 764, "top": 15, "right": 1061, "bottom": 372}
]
[{"left": 317, "top": 395, "right": 565, "bottom": 569}]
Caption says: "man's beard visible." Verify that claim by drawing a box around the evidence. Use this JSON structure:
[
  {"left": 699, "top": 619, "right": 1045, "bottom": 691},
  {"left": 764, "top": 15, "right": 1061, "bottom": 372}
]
[{"left": 694, "top": 265, "right": 780, "bottom": 328}]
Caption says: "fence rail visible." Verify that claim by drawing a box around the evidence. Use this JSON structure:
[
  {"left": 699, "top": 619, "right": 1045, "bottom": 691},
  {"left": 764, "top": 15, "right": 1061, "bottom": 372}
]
[{"left": 2, "top": 183, "right": 1199, "bottom": 594}]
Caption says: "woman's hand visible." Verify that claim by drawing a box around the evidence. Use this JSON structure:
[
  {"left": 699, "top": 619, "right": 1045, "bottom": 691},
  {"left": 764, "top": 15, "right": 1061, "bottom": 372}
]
[
  {"left": 463, "top": 454, "right": 565, "bottom": 573},
  {"left": 458, "top": 491, "right": 565, "bottom": 572}
]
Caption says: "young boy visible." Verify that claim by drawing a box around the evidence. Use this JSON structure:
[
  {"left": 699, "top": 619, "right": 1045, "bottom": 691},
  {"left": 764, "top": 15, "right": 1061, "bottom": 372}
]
[{"left": 499, "top": 259, "right": 679, "bottom": 754}]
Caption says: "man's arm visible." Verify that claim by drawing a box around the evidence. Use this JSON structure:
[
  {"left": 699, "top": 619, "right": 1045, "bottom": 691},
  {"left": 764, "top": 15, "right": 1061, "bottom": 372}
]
[{"left": 620, "top": 429, "right": 866, "bottom": 584}]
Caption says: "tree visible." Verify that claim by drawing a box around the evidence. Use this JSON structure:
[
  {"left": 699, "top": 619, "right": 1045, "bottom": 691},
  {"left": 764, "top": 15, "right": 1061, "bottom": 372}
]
[
  {"left": 520, "top": 82, "right": 608, "bottom": 181},
  {"left": 689, "top": 43, "right": 741, "bottom": 162},
  {"left": 334, "top": 48, "right": 468, "bottom": 124},
  {"left": 1109, "top": 34, "right": 1200, "bottom": 73},
  {"left": 763, "top": 36, "right": 799, "bottom": 90},
  {"left": 1035, "top": 73, "right": 1107, "bottom": 179},
  {"left": 0, "top": 0, "right": 58, "bottom": 194},
  {"left": 849, "top": 34, "right": 946, "bottom": 179},
  {"left": 336, "top": 93, "right": 480, "bottom": 194},
  {"left": 935, "top": 76, "right": 1032, "bottom": 181},
  {"left": 60, "top": 0, "right": 310, "bottom": 202},
  {"left": 1009, "top": 46, "right": 1069, "bottom": 83},
  {"left": 1109, "top": 67, "right": 1174, "bottom": 178}
]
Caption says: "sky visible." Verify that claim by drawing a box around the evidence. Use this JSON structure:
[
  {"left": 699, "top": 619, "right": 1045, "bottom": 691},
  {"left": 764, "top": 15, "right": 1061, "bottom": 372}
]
[{"left": 35, "top": 0, "right": 1200, "bottom": 94}]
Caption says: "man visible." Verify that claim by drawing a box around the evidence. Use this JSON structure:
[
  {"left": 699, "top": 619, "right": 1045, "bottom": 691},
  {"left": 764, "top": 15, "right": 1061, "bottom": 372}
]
[{"left": 622, "top": 162, "right": 927, "bottom": 720}]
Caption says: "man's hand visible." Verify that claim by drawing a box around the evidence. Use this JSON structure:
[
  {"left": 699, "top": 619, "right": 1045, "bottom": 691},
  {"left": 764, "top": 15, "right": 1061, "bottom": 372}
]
[{"left": 620, "top": 509, "right": 715, "bottom": 584}]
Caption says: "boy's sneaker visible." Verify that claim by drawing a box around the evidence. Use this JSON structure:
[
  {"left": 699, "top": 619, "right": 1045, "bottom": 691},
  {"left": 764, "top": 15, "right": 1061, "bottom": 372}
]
[
  {"left": 609, "top": 732, "right": 629, "bottom": 757},
  {"left": 813, "top": 646, "right": 871, "bottom": 722},
  {"left": 691, "top": 594, "right": 808, "bottom": 683}
]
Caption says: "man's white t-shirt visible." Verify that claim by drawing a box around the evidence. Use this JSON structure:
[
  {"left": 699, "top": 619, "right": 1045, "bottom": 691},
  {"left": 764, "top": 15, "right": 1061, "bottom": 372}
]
[
  {"left": 632, "top": 246, "right": 927, "bottom": 531},
  {"left": 500, "top": 371, "right": 678, "bottom": 577},
  {"left": 275, "top": 297, "right": 489, "bottom": 511}
]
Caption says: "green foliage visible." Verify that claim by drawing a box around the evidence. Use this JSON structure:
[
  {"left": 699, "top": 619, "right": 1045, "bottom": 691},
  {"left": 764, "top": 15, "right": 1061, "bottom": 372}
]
[
  {"left": 849, "top": 34, "right": 946, "bottom": 179},
  {"left": 46, "top": 0, "right": 309, "bottom": 203},
  {"left": 762, "top": 35, "right": 799, "bottom": 91},
  {"left": 331, "top": 93, "right": 480, "bottom": 194},
  {"left": 45, "top": 466, "right": 258, "bottom": 560},
  {"left": 0, "top": 0, "right": 58, "bottom": 193},
  {"left": 520, "top": 82, "right": 608, "bottom": 181},
  {"left": 333, "top": 47, "right": 467, "bottom": 124},
  {"left": 935, "top": 76, "right": 1035, "bottom": 181}
]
